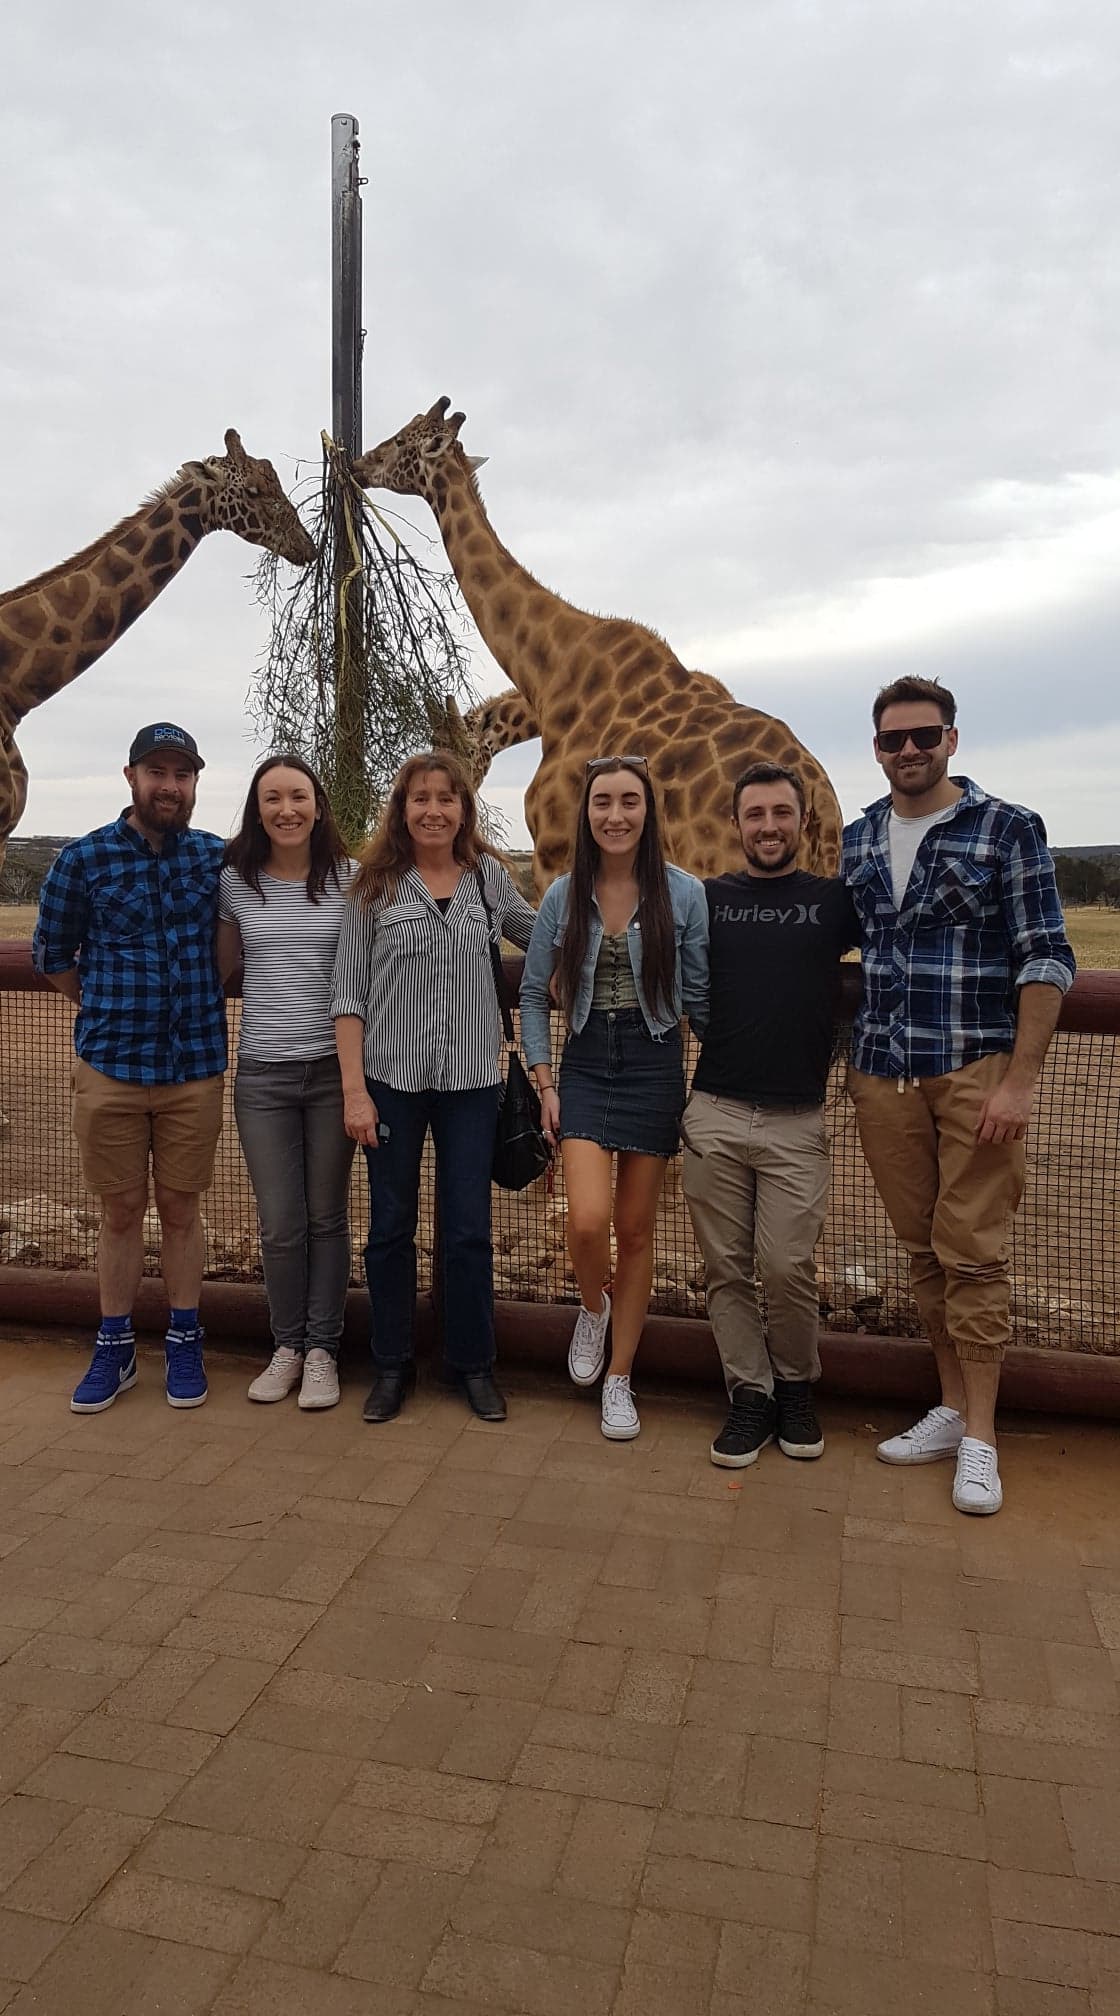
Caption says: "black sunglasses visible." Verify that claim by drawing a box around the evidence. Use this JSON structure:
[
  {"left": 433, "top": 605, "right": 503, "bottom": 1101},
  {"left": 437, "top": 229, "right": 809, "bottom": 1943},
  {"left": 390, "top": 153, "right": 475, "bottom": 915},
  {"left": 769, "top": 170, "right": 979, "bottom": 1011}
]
[
  {"left": 585, "top": 755, "right": 649, "bottom": 774},
  {"left": 876, "top": 724, "right": 949, "bottom": 754}
]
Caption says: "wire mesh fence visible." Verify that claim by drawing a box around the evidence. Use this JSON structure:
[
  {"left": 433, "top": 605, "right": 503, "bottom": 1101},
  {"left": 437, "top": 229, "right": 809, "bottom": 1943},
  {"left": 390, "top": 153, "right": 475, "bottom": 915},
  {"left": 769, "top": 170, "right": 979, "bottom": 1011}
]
[{"left": 2, "top": 974, "right": 1117, "bottom": 1353}]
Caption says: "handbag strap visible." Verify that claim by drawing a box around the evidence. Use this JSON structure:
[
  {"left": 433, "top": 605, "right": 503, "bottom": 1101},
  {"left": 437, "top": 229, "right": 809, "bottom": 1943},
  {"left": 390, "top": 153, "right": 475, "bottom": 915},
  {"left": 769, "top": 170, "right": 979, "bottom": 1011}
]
[{"left": 475, "top": 867, "right": 516, "bottom": 1046}]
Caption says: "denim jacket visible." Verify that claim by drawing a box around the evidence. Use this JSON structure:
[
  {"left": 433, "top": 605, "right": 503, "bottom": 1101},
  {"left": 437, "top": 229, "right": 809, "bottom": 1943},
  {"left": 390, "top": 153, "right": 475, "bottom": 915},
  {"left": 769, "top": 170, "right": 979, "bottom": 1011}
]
[{"left": 519, "top": 864, "right": 709, "bottom": 1068}]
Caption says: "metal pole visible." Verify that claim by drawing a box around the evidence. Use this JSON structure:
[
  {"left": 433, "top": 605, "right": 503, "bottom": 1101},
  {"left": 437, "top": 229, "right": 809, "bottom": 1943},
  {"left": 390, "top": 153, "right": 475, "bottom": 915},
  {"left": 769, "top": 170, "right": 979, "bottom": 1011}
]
[
  {"left": 330, "top": 113, "right": 367, "bottom": 845},
  {"left": 331, "top": 113, "right": 363, "bottom": 454}
]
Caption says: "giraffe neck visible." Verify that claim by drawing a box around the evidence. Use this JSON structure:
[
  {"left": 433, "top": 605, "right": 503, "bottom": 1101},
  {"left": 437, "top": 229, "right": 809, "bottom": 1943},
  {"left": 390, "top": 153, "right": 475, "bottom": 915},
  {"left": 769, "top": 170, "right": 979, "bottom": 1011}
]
[
  {"left": 430, "top": 463, "right": 587, "bottom": 716},
  {"left": 0, "top": 477, "right": 208, "bottom": 726}
]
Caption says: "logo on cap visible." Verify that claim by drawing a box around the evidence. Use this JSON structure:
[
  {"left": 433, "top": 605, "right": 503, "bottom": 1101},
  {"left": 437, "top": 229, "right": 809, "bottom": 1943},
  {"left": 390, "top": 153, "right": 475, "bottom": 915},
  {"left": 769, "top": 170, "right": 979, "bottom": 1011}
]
[{"left": 128, "top": 722, "right": 204, "bottom": 770}]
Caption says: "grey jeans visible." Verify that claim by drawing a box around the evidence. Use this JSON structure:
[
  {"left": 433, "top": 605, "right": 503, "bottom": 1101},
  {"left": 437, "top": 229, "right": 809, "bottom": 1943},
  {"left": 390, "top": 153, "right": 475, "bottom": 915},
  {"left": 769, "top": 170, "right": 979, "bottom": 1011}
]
[{"left": 233, "top": 1053, "right": 356, "bottom": 1357}]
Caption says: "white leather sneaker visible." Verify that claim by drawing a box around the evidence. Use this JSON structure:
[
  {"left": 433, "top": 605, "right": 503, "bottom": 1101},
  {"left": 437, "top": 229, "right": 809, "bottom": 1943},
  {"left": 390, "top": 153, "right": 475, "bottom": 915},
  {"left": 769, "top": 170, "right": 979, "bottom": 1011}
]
[
  {"left": 298, "top": 1349, "right": 341, "bottom": 1411},
  {"left": 952, "top": 1437, "right": 1003, "bottom": 1515},
  {"left": 568, "top": 1292, "right": 611, "bottom": 1387},
  {"left": 248, "top": 1347, "right": 303, "bottom": 1404},
  {"left": 877, "top": 1405, "right": 964, "bottom": 1465}
]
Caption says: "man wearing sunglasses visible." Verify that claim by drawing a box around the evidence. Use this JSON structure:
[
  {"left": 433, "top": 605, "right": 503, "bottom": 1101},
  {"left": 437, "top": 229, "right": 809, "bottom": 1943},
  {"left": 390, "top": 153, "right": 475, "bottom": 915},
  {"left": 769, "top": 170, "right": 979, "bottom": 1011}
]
[{"left": 843, "top": 677, "right": 1074, "bottom": 1515}]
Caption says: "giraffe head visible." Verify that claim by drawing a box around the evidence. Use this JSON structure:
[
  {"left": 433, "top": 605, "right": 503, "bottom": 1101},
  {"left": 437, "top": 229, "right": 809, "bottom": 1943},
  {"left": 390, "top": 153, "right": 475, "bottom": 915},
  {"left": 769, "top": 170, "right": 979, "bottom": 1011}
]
[
  {"left": 352, "top": 396, "right": 486, "bottom": 503},
  {"left": 182, "top": 430, "right": 315, "bottom": 565}
]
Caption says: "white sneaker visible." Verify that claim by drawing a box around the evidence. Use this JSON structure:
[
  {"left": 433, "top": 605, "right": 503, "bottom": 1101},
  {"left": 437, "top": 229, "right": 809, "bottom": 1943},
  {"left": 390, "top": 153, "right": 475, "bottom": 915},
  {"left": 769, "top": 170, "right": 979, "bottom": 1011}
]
[
  {"left": 248, "top": 1347, "right": 303, "bottom": 1403},
  {"left": 877, "top": 1404, "right": 964, "bottom": 1466},
  {"left": 568, "top": 1292, "right": 611, "bottom": 1387},
  {"left": 298, "top": 1349, "right": 341, "bottom": 1410},
  {"left": 952, "top": 1437, "right": 1003, "bottom": 1516},
  {"left": 601, "top": 1373, "right": 640, "bottom": 1441}
]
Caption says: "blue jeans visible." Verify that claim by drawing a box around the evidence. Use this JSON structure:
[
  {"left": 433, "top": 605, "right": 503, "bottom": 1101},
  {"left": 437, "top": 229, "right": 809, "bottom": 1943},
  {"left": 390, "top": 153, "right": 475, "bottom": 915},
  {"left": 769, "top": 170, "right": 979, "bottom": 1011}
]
[
  {"left": 362, "top": 1080, "right": 501, "bottom": 1374},
  {"left": 233, "top": 1054, "right": 356, "bottom": 1356}
]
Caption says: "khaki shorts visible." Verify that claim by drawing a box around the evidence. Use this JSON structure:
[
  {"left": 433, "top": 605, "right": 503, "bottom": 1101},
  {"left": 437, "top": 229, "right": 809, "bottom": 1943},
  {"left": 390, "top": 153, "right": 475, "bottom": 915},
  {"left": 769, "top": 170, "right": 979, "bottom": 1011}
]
[{"left": 72, "top": 1060, "right": 225, "bottom": 1196}]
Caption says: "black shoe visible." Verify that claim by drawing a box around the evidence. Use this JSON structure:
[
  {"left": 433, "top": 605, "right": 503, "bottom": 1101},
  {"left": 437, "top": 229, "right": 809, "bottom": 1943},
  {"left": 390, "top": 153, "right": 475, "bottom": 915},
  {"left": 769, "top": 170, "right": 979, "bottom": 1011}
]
[
  {"left": 363, "top": 1363, "right": 415, "bottom": 1424},
  {"left": 459, "top": 1370, "right": 507, "bottom": 1422},
  {"left": 773, "top": 1377, "right": 825, "bottom": 1460},
  {"left": 710, "top": 1387, "right": 776, "bottom": 1469}
]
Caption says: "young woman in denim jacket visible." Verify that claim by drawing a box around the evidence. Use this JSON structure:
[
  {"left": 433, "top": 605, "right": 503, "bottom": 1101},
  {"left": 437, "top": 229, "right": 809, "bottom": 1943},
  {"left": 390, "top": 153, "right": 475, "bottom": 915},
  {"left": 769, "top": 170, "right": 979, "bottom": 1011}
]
[{"left": 520, "top": 757, "right": 708, "bottom": 1440}]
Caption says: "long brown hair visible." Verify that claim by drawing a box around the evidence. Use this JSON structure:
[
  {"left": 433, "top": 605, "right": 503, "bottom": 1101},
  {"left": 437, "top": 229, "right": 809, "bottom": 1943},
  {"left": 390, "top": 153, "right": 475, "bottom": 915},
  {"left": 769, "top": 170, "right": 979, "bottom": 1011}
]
[
  {"left": 351, "top": 751, "right": 505, "bottom": 907},
  {"left": 553, "top": 758, "right": 677, "bottom": 1023},
  {"left": 224, "top": 753, "right": 348, "bottom": 903}
]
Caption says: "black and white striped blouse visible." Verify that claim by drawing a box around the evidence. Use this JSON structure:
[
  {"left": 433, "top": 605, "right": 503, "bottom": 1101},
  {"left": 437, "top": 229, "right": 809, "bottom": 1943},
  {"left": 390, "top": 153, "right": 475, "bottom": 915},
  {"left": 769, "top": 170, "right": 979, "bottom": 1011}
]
[{"left": 329, "top": 861, "right": 537, "bottom": 1092}]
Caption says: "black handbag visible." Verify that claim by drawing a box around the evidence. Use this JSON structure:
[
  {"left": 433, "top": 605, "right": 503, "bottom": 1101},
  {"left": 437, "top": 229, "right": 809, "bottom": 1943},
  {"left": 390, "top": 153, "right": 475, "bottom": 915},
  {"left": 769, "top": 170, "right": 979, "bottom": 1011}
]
[{"left": 476, "top": 871, "right": 553, "bottom": 1191}]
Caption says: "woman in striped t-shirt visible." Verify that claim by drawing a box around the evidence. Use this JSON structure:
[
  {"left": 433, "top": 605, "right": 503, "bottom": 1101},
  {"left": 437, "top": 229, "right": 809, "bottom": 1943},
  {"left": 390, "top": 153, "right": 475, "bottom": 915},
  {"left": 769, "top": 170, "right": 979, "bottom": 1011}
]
[
  {"left": 330, "top": 751, "right": 537, "bottom": 1426},
  {"left": 218, "top": 756, "right": 356, "bottom": 1412}
]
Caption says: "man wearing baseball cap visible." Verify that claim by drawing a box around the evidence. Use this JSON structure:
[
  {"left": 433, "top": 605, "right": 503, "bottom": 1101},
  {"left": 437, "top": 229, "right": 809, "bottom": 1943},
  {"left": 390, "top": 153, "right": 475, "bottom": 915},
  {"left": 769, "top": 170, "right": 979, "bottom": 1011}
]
[{"left": 34, "top": 724, "right": 227, "bottom": 1412}]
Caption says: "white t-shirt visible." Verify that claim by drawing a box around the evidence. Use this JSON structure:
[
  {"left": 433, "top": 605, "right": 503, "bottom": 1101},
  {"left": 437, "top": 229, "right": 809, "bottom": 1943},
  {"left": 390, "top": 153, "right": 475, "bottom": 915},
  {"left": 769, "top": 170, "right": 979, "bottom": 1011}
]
[
  {"left": 220, "top": 862, "right": 356, "bottom": 1061},
  {"left": 887, "top": 805, "right": 957, "bottom": 910}
]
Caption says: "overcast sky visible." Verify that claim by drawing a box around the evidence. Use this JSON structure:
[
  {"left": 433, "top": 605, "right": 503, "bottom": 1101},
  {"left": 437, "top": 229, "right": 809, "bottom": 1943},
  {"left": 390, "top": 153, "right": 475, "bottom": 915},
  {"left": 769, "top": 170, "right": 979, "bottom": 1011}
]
[{"left": 3, "top": 0, "right": 1118, "bottom": 850}]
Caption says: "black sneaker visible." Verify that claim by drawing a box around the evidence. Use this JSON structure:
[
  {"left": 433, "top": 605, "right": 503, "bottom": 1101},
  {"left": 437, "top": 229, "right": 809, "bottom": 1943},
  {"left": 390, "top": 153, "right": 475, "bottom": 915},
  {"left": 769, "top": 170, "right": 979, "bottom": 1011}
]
[
  {"left": 773, "top": 1378, "right": 825, "bottom": 1460},
  {"left": 710, "top": 1388, "right": 776, "bottom": 1469}
]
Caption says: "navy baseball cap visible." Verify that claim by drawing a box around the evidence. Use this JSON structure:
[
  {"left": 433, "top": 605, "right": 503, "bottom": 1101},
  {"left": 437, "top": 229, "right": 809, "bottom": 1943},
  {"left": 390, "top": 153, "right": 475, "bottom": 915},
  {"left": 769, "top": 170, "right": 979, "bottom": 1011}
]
[{"left": 128, "top": 723, "right": 205, "bottom": 770}]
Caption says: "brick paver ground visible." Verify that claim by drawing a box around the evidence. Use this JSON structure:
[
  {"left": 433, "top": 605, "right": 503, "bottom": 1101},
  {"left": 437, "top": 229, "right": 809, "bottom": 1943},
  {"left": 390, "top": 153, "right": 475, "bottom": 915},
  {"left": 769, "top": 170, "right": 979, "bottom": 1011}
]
[{"left": 1, "top": 1327, "right": 1119, "bottom": 2015}]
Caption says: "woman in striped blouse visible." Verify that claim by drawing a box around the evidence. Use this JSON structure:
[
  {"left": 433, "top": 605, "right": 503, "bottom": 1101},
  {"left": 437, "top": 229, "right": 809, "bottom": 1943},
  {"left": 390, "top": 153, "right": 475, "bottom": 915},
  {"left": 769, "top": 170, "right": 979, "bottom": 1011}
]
[
  {"left": 331, "top": 751, "right": 537, "bottom": 1426},
  {"left": 218, "top": 755, "right": 356, "bottom": 1412}
]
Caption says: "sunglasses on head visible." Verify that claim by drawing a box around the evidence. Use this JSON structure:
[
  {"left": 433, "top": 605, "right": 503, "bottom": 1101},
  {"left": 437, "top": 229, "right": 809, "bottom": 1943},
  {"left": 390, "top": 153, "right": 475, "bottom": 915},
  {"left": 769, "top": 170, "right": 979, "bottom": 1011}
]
[
  {"left": 586, "top": 754, "right": 649, "bottom": 774},
  {"left": 876, "top": 724, "right": 949, "bottom": 754}
]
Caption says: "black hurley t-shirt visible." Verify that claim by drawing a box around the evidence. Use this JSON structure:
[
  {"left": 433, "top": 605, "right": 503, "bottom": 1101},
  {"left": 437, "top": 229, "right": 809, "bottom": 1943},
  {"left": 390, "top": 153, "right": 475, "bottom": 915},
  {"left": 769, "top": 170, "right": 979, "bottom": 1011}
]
[{"left": 692, "top": 871, "right": 859, "bottom": 1107}]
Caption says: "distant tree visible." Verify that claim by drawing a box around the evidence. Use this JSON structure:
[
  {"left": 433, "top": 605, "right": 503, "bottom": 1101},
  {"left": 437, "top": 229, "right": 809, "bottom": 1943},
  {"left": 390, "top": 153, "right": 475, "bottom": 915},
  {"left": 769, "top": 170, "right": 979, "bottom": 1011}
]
[{"left": 1056, "top": 855, "right": 1103, "bottom": 906}]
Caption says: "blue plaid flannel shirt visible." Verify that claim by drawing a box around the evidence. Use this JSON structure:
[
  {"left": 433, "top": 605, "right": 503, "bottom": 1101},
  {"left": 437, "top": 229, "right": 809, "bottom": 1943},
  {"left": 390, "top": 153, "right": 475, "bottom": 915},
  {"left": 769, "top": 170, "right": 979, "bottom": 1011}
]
[
  {"left": 842, "top": 777, "right": 1075, "bottom": 1082},
  {"left": 33, "top": 814, "right": 227, "bottom": 1086}
]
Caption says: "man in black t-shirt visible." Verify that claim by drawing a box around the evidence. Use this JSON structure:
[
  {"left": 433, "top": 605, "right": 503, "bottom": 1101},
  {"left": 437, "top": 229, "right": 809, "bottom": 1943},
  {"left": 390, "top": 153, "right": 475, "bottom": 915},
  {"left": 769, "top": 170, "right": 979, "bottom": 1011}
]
[{"left": 683, "top": 762, "right": 858, "bottom": 1468}]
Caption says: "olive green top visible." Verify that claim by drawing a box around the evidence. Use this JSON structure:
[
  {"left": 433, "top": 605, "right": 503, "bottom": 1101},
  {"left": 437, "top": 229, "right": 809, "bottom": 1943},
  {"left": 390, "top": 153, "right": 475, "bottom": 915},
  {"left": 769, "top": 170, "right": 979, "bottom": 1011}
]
[{"left": 591, "top": 931, "right": 639, "bottom": 1011}]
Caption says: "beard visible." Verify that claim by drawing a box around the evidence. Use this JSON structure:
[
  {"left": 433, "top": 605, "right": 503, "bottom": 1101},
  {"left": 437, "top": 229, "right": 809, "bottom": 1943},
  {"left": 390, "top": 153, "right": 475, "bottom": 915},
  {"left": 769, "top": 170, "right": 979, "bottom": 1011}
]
[
  {"left": 890, "top": 750, "right": 950, "bottom": 797},
  {"left": 132, "top": 783, "right": 195, "bottom": 833},
  {"left": 742, "top": 835, "right": 800, "bottom": 875}
]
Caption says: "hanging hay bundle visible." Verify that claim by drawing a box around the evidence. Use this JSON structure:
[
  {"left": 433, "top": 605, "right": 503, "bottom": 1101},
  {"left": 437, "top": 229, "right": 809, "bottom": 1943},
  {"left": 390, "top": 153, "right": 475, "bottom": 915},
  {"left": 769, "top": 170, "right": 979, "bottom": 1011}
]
[{"left": 250, "top": 433, "right": 480, "bottom": 848}]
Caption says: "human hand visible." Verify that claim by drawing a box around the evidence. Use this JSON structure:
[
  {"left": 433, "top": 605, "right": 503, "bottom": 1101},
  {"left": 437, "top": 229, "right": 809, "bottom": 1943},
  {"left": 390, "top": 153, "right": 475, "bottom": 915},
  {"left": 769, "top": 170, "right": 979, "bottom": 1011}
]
[
  {"left": 975, "top": 1078, "right": 1033, "bottom": 1145},
  {"left": 539, "top": 1087, "right": 561, "bottom": 1146},
  {"left": 344, "top": 1089, "right": 381, "bottom": 1147}
]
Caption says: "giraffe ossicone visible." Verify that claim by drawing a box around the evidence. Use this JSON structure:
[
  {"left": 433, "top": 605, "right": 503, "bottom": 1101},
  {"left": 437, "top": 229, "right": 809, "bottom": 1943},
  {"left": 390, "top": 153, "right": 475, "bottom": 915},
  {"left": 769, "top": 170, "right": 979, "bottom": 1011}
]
[
  {"left": 0, "top": 433, "right": 315, "bottom": 869},
  {"left": 353, "top": 397, "right": 843, "bottom": 891}
]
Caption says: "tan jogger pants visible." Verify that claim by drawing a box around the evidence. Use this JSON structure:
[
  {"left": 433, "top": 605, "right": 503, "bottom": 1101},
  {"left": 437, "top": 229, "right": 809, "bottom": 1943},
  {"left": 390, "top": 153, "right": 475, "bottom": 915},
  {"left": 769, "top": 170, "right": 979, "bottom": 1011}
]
[
  {"left": 682, "top": 1089, "right": 831, "bottom": 1398},
  {"left": 847, "top": 1054, "right": 1026, "bottom": 1365}
]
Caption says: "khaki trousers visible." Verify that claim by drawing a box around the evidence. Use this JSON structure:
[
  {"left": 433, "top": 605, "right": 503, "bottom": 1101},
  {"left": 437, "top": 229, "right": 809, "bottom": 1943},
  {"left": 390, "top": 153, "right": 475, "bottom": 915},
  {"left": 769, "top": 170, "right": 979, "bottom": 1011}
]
[
  {"left": 847, "top": 1055, "right": 1026, "bottom": 1366},
  {"left": 682, "top": 1089, "right": 830, "bottom": 1398}
]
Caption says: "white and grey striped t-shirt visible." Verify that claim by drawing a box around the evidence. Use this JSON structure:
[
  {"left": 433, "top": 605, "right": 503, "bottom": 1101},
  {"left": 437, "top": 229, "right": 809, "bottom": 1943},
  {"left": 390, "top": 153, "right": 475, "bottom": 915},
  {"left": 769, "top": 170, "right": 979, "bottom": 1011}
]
[
  {"left": 330, "top": 861, "right": 537, "bottom": 1093},
  {"left": 220, "top": 862, "right": 357, "bottom": 1061}
]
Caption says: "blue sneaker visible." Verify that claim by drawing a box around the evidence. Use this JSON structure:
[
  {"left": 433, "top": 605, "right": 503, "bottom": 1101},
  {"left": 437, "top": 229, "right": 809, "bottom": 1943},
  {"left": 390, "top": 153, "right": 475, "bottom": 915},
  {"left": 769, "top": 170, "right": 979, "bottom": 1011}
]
[
  {"left": 165, "top": 1327, "right": 208, "bottom": 1409},
  {"left": 71, "top": 1338, "right": 138, "bottom": 1414}
]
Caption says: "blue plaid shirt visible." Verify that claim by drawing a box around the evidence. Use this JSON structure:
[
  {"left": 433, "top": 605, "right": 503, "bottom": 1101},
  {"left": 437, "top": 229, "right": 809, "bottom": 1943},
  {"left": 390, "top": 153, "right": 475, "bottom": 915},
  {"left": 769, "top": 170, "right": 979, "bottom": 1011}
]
[
  {"left": 842, "top": 777, "right": 1075, "bottom": 1082},
  {"left": 33, "top": 814, "right": 227, "bottom": 1086}
]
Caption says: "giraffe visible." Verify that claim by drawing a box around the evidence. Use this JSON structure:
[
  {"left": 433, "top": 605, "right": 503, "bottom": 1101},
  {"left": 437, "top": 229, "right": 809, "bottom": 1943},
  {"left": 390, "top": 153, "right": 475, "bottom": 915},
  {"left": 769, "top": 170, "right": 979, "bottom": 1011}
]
[
  {"left": 0, "top": 430, "right": 316, "bottom": 870},
  {"left": 353, "top": 398, "right": 842, "bottom": 889}
]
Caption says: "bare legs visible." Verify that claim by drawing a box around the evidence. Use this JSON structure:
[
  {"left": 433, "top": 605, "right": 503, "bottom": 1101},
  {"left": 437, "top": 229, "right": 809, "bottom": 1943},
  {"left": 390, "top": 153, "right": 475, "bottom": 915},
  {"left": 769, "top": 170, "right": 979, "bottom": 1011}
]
[
  {"left": 96, "top": 1182, "right": 205, "bottom": 1318},
  {"left": 561, "top": 1141, "right": 669, "bottom": 1378}
]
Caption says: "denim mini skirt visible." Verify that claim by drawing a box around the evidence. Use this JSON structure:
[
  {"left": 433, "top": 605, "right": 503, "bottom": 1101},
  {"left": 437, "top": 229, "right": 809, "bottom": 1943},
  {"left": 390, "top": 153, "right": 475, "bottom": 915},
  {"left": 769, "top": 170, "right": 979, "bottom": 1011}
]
[{"left": 558, "top": 1007, "right": 685, "bottom": 1159}]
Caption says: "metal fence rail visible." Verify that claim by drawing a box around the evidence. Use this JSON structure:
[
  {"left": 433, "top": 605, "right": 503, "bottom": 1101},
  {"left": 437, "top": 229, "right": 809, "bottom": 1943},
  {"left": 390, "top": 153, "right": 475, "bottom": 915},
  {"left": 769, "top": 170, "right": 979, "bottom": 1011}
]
[{"left": 2, "top": 948, "right": 1118, "bottom": 1355}]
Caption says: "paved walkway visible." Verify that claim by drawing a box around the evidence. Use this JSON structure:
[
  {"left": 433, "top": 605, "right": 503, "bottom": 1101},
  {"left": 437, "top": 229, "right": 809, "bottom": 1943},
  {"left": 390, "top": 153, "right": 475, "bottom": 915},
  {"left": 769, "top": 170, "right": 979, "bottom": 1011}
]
[{"left": 0, "top": 1329, "right": 1118, "bottom": 2015}]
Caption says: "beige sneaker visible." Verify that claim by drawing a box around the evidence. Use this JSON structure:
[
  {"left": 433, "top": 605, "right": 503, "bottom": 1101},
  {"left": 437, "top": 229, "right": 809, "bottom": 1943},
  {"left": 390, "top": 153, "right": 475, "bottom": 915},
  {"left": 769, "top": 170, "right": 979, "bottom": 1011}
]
[
  {"left": 248, "top": 1347, "right": 303, "bottom": 1403},
  {"left": 298, "top": 1349, "right": 340, "bottom": 1411}
]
